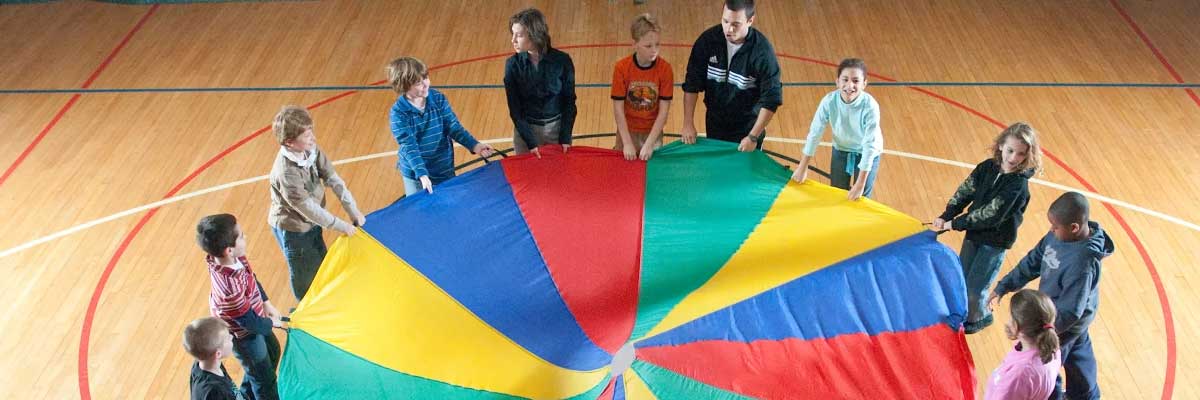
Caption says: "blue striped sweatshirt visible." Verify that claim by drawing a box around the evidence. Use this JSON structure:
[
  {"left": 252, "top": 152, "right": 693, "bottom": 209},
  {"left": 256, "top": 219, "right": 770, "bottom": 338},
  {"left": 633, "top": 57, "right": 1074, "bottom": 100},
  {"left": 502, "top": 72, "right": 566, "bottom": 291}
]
[{"left": 389, "top": 89, "right": 481, "bottom": 184}]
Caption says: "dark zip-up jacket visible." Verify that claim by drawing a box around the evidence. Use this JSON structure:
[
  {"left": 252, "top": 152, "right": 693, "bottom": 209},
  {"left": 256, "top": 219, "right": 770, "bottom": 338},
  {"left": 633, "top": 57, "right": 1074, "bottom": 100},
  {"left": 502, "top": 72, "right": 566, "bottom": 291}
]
[
  {"left": 940, "top": 159, "right": 1034, "bottom": 249},
  {"left": 683, "top": 25, "right": 782, "bottom": 139}
]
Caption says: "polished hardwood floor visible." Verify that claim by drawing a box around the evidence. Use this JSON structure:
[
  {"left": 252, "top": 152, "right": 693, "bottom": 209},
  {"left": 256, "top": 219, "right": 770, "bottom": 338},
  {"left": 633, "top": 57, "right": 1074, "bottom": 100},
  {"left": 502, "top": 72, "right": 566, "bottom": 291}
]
[{"left": 0, "top": 0, "right": 1197, "bottom": 398}]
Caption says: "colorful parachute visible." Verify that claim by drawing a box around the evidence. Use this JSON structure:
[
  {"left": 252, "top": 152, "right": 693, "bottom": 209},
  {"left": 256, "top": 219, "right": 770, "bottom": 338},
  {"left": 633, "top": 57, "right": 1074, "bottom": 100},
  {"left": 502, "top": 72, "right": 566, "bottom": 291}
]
[{"left": 278, "top": 139, "right": 976, "bottom": 399}]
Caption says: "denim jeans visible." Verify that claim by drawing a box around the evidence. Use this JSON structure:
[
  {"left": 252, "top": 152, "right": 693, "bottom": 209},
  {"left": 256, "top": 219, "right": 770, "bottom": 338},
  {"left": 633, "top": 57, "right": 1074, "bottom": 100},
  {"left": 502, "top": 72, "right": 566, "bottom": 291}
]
[
  {"left": 830, "top": 148, "right": 880, "bottom": 198},
  {"left": 271, "top": 225, "right": 327, "bottom": 301},
  {"left": 959, "top": 239, "right": 1007, "bottom": 324},
  {"left": 232, "top": 332, "right": 281, "bottom": 400},
  {"left": 1051, "top": 330, "right": 1100, "bottom": 400},
  {"left": 402, "top": 176, "right": 421, "bottom": 197}
]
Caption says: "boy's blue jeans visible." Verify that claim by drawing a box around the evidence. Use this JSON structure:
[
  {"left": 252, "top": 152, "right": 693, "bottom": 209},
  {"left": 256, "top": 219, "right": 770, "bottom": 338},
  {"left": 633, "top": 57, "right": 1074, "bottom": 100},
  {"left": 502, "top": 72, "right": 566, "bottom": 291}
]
[
  {"left": 233, "top": 332, "right": 281, "bottom": 400},
  {"left": 271, "top": 225, "right": 327, "bottom": 301},
  {"left": 959, "top": 239, "right": 1007, "bottom": 324},
  {"left": 1052, "top": 330, "right": 1100, "bottom": 400},
  {"left": 830, "top": 149, "right": 880, "bottom": 198},
  {"left": 402, "top": 176, "right": 421, "bottom": 197}
]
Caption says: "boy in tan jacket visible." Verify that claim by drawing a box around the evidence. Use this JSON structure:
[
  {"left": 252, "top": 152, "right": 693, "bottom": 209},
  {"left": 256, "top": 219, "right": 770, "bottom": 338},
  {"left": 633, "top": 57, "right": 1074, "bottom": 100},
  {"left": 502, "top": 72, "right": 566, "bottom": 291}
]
[{"left": 268, "top": 106, "right": 364, "bottom": 301}]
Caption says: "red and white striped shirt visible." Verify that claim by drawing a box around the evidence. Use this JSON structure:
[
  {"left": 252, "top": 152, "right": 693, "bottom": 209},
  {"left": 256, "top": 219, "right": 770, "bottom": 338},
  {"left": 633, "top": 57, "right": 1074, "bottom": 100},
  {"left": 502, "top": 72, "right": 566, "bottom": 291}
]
[{"left": 206, "top": 255, "right": 267, "bottom": 339}]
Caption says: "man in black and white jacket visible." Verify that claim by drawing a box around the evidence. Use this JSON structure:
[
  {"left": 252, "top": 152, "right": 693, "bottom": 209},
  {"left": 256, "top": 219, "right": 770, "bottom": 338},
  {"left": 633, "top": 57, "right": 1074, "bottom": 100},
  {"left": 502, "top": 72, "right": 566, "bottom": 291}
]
[{"left": 680, "top": 0, "right": 783, "bottom": 152}]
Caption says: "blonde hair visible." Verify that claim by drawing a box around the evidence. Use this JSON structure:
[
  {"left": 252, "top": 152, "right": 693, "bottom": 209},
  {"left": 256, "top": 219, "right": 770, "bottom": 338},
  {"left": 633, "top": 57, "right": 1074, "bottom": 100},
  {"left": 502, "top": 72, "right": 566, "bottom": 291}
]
[
  {"left": 182, "top": 317, "right": 228, "bottom": 360},
  {"left": 630, "top": 13, "right": 661, "bottom": 41},
  {"left": 272, "top": 105, "right": 313, "bottom": 145},
  {"left": 386, "top": 57, "right": 428, "bottom": 94},
  {"left": 992, "top": 122, "right": 1043, "bottom": 174}
]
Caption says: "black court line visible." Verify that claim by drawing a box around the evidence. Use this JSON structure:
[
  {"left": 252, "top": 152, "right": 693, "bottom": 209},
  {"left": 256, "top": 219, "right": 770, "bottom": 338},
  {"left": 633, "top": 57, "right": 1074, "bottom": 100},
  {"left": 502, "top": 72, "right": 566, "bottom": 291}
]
[
  {"left": 2, "top": 81, "right": 1197, "bottom": 95},
  {"left": 452, "top": 132, "right": 831, "bottom": 179}
]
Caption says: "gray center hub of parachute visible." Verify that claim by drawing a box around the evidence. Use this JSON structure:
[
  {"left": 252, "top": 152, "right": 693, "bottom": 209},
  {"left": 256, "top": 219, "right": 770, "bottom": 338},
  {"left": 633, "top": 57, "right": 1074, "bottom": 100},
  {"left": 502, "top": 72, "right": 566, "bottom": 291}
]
[{"left": 610, "top": 342, "right": 636, "bottom": 377}]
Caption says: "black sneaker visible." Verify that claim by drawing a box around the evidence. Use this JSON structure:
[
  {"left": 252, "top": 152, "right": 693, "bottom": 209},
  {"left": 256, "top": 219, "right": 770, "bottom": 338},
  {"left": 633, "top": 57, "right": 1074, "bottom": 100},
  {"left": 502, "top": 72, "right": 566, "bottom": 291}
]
[{"left": 964, "top": 314, "right": 994, "bottom": 334}]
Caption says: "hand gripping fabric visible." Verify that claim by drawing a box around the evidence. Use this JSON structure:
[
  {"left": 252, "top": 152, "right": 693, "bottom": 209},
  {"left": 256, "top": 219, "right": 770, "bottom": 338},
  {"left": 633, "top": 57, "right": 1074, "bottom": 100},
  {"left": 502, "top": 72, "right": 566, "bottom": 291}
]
[{"left": 278, "top": 139, "right": 975, "bottom": 399}]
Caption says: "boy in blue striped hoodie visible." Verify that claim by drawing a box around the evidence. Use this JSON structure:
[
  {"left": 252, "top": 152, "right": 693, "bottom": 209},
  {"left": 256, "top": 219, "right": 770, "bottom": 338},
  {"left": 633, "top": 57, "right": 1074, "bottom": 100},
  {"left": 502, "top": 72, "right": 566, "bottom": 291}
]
[{"left": 388, "top": 57, "right": 494, "bottom": 195}]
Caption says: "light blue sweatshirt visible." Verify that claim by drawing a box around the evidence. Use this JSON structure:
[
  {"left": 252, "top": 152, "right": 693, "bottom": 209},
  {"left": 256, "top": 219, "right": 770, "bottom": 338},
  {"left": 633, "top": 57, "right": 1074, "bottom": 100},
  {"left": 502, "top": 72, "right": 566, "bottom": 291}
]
[{"left": 803, "top": 90, "right": 883, "bottom": 172}]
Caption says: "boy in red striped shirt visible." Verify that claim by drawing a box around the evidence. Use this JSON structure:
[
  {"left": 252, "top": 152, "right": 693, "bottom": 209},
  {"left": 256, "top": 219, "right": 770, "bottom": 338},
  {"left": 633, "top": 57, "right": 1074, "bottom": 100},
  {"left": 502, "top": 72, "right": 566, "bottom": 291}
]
[{"left": 196, "top": 214, "right": 283, "bottom": 400}]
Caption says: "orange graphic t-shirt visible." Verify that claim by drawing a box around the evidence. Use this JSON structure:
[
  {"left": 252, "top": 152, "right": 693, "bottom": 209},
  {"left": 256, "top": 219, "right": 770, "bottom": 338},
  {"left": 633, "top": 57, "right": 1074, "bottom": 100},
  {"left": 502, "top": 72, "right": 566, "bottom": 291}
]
[{"left": 610, "top": 54, "right": 674, "bottom": 133}]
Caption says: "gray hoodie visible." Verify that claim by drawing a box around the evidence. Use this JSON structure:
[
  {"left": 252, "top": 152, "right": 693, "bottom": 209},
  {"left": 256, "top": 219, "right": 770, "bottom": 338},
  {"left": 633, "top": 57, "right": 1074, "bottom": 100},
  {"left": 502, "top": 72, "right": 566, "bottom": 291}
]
[{"left": 993, "top": 221, "right": 1115, "bottom": 342}]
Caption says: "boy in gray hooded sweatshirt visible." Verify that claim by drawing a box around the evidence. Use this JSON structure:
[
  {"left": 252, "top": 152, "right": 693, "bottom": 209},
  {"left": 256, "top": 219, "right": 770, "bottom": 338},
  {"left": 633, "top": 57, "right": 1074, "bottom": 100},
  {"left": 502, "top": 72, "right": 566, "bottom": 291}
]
[{"left": 989, "top": 192, "right": 1114, "bottom": 400}]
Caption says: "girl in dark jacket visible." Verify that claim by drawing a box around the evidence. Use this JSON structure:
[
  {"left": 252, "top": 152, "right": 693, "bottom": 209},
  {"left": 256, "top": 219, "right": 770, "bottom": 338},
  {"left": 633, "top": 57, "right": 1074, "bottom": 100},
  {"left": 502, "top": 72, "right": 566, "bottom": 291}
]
[{"left": 934, "top": 122, "right": 1044, "bottom": 334}]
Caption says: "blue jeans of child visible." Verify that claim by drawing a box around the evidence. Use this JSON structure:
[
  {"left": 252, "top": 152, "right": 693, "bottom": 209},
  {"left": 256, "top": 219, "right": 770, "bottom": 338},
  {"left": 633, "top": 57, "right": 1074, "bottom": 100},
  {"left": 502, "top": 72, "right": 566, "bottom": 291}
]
[
  {"left": 233, "top": 332, "right": 281, "bottom": 400},
  {"left": 271, "top": 225, "right": 327, "bottom": 301},
  {"left": 1051, "top": 330, "right": 1100, "bottom": 400},
  {"left": 960, "top": 239, "right": 1007, "bottom": 324},
  {"left": 402, "top": 176, "right": 421, "bottom": 197},
  {"left": 830, "top": 149, "right": 880, "bottom": 198}
]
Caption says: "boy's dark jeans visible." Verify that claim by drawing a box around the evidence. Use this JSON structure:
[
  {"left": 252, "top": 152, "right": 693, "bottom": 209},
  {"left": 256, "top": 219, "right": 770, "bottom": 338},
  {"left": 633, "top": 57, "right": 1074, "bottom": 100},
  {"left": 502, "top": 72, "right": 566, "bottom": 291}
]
[
  {"left": 272, "top": 225, "right": 327, "bottom": 301},
  {"left": 232, "top": 332, "right": 281, "bottom": 400},
  {"left": 1050, "top": 330, "right": 1100, "bottom": 400}
]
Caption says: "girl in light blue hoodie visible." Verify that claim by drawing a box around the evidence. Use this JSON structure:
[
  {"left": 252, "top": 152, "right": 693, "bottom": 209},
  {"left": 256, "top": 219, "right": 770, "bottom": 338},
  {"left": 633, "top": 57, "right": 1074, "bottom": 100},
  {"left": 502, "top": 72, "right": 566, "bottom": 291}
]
[{"left": 791, "top": 58, "right": 882, "bottom": 201}]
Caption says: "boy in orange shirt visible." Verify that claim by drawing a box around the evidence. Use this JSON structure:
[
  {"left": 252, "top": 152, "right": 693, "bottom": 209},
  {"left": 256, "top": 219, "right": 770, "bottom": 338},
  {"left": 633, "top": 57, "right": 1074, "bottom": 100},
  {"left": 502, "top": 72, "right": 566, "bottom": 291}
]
[{"left": 611, "top": 13, "right": 673, "bottom": 161}]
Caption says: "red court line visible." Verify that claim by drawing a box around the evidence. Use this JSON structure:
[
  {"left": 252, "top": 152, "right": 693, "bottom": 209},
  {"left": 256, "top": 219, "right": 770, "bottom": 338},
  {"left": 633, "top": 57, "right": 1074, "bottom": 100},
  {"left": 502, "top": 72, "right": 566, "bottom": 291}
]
[
  {"left": 793, "top": 52, "right": 1176, "bottom": 400},
  {"left": 827, "top": 48, "right": 1176, "bottom": 398},
  {"left": 894, "top": 57, "right": 1176, "bottom": 399},
  {"left": 0, "top": 5, "right": 160, "bottom": 190},
  {"left": 77, "top": 44, "right": 1175, "bottom": 400},
  {"left": 1108, "top": 0, "right": 1200, "bottom": 109},
  {"left": 75, "top": 54, "right": 518, "bottom": 399},
  {"left": 1043, "top": 150, "right": 1176, "bottom": 400},
  {"left": 77, "top": 122, "right": 268, "bottom": 399},
  {"left": 0, "top": 94, "right": 81, "bottom": 187},
  {"left": 776, "top": 53, "right": 838, "bottom": 69}
]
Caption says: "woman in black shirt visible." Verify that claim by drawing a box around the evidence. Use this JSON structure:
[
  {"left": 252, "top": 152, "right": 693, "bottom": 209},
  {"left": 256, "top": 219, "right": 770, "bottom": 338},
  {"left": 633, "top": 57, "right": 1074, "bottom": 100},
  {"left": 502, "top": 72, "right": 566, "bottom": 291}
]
[{"left": 504, "top": 8, "right": 577, "bottom": 156}]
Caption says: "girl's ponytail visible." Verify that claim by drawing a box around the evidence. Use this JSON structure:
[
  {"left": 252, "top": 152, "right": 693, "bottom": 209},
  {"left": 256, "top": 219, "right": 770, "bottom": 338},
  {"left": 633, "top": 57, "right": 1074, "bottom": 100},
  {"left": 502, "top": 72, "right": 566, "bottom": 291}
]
[{"left": 1010, "top": 289, "right": 1061, "bottom": 364}]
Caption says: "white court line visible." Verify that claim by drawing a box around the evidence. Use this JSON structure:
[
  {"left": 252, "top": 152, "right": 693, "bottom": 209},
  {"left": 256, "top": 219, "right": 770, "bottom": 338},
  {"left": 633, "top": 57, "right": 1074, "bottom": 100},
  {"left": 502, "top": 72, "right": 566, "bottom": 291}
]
[
  {"left": 2, "top": 135, "right": 1196, "bottom": 259},
  {"left": 768, "top": 137, "right": 1200, "bottom": 232},
  {"left": 0, "top": 138, "right": 507, "bottom": 259}
]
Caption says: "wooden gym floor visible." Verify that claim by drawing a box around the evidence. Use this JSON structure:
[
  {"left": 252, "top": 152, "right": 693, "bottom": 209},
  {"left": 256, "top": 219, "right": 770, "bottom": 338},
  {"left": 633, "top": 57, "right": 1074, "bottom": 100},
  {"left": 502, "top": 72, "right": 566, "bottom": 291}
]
[{"left": 0, "top": 0, "right": 1197, "bottom": 398}]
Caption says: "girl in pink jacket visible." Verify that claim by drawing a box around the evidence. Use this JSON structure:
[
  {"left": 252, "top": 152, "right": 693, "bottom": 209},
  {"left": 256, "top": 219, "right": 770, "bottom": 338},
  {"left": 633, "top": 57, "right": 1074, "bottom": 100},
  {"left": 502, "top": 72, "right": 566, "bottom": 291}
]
[{"left": 985, "top": 289, "right": 1062, "bottom": 399}]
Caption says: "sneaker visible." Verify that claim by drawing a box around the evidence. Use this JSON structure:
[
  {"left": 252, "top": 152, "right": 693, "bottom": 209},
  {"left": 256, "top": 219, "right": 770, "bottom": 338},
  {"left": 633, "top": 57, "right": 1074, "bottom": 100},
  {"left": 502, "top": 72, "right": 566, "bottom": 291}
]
[{"left": 964, "top": 314, "right": 994, "bottom": 334}]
